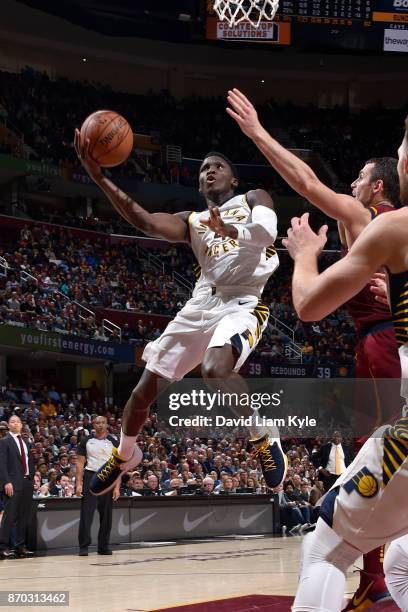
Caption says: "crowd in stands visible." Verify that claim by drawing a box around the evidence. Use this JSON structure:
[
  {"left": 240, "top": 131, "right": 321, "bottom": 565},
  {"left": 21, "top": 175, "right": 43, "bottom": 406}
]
[
  {"left": 0, "top": 67, "right": 362, "bottom": 365},
  {"left": 0, "top": 219, "right": 355, "bottom": 366},
  {"left": 0, "top": 68, "right": 403, "bottom": 195},
  {"left": 23, "top": 208, "right": 141, "bottom": 237},
  {"left": 0, "top": 380, "right": 351, "bottom": 533},
  {"left": 0, "top": 222, "right": 192, "bottom": 341}
]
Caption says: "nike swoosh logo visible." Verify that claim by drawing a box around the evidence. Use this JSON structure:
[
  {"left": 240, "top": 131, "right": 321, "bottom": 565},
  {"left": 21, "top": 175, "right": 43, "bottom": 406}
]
[
  {"left": 238, "top": 300, "right": 252, "bottom": 305},
  {"left": 352, "top": 580, "right": 374, "bottom": 607},
  {"left": 239, "top": 508, "right": 269, "bottom": 529},
  {"left": 183, "top": 511, "right": 214, "bottom": 532},
  {"left": 117, "top": 512, "right": 157, "bottom": 536},
  {"left": 41, "top": 517, "right": 80, "bottom": 542}
]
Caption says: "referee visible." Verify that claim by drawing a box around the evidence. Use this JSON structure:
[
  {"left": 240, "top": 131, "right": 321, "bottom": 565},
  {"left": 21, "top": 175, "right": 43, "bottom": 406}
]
[{"left": 76, "top": 415, "right": 120, "bottom": 556}]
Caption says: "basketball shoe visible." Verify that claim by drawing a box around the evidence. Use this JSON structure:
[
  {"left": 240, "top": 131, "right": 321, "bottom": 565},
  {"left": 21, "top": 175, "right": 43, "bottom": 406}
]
[
  {"left": 343, "top": 571, "right": 391, "bottom": 611},
  {"left": 249, "top": 434, "right": 288, "bottom": 488},
  {"left": 90, "top": 446, "right": 142, "bottom": 496}
]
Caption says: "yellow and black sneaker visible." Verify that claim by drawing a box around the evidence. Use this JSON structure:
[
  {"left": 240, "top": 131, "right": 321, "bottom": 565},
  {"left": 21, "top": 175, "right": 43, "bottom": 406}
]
[
  {"left": 90, "top": 446, "right": 142, "bottom": 496},
  {"left": 250, "top": 434, "right": 288, "bottom": 489}
]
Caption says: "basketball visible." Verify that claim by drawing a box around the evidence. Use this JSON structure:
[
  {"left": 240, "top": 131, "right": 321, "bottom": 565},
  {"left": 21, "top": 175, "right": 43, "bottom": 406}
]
[{"left": 80, "top": 110, "right": 133, "bottom": 167}]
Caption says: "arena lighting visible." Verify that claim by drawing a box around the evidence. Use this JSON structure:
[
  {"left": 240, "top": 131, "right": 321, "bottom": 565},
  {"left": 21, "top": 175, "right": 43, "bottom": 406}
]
[{"left": 178, "top": 13, "right": 192, "bottom": 21}]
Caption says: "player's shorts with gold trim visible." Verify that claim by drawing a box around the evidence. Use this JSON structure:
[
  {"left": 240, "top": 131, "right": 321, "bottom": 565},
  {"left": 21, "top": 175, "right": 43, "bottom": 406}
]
[
  {"left": 142, "top": 285, "right": 269, "bottom": 381},
  {"left": 319, "top": 419, "right": 408, "bottom": 554}
]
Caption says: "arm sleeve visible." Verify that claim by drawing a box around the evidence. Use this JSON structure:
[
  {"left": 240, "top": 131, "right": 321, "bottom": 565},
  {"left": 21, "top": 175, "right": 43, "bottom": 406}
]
[{"left": 234, "top": 205, "right": 277, "bottom": 248}]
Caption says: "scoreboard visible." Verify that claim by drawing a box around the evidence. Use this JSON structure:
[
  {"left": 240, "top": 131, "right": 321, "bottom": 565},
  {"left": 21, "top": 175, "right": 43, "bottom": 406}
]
[
  {"left": 280, "top": 1, "right": 373, "bottom": 20},
  {"left": 206, "top": 0, "right": 408, "bottom": 51}
]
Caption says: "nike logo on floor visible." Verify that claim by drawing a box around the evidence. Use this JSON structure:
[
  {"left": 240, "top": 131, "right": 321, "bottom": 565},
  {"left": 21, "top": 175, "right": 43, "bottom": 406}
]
[
  {"left": 41, "top": 517, "right": 80, "bottom": 542},
  {"left": 183, "top": 511, "right": 214, "bottom": 532}
]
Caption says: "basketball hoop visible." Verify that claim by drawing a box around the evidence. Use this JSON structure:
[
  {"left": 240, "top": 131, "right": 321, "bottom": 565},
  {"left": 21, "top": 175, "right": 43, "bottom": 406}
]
[{"left": 213, "top": 0, "right": 279, "bottom": 28}]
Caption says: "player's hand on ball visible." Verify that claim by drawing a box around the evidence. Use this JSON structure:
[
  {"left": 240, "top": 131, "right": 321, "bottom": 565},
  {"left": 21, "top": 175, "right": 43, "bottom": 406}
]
[
  {"left": 201, "top": 207, "right": 231, "bottom": 238},
  {"left": 282, "top": 213, "right": 328, "bottom": 260},
  {"left": 370, "top": 272, "right": 389, "bottom": 306},
  {"left": 226, "top": 89, "right": 263, "bottom": 140},
  {"left": 74, "top": 128, "right": 103, "bottom": 183}
]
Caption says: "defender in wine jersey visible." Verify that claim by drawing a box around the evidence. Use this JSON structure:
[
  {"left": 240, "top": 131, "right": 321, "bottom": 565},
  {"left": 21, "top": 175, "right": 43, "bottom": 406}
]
[
  {"left": 283, "top": 117, "right": 408, "bottom": 612},
  {"left": 227, "top": 88, "right": 401, "bottom": 609},
  {"left": 343, "top": 202, "right": 401, "bottom": 381},
  {"left": 73, "top": 134, "right": 287, "bottom": 497}
]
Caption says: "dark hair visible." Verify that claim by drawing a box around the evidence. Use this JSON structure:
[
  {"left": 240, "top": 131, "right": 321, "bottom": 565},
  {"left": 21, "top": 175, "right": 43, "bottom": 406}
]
[
  {"left": 202, "top": 151, "right": 239, "bottom": 179},
  {"left": 365, "top": 157, "right": 399, "bottom": 204}
]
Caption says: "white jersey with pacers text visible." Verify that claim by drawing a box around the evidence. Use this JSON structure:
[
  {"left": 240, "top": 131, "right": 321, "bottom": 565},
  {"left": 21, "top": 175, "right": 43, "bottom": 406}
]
[{"left": 188, "top": 194, "right": 279, "bottom": 295}]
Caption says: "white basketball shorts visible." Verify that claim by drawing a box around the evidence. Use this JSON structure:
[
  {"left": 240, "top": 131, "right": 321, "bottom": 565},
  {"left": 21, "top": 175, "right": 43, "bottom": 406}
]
[
  {"left": 319, "top": 421, "right": 408, "bottom": 554},
  {"left": 142, "top": 285, "right": 269, "bottom": 381}
]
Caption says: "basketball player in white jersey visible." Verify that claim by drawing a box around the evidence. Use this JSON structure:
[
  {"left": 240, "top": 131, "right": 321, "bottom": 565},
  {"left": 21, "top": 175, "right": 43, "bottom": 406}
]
[
  {"left": 74, "top": 129, "right": 287, "bottom": 496},
  {"left": 282, "top": 117, "right": 408, "bottom": 612}
]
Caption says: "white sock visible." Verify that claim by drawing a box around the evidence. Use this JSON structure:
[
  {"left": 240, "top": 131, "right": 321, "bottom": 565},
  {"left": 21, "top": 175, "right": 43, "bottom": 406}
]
[{"left": 118, "top": 431, "right": 137, "bottom": 461}]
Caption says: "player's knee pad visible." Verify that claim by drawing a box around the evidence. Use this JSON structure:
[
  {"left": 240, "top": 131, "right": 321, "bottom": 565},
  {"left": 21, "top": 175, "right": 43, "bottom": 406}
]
[
  {"left": 305, "top": 520, "right": 359, "bottom": 576},
  {"left": 384, "top": 537, "right": 408, "bottom": 609}
]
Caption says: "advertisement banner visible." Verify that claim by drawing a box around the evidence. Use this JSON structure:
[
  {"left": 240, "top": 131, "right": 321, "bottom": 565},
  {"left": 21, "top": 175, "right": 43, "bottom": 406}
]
[
  {"left": 60, "top": 336, "right": 134, "bottom": 362},
  {"left": 374, "top": 11, "right": 408, "bottom": 22},
  {"left": 0, "top": 326, "right": 61, "bottom": 352},
  {"left": 0, "top": 325, "right": 134, "bottom": 363},
  {"left": 375, "top": 0, "right": 408, "bottom": 13},
  {"left": 383, "top": 27, "right": 408, "bottom": 50},
  {"left": 206, "top": 15, "right": 291, "bottom": 44},
  {"left": 216, "top": 20, "right": 291, "bottom": 43}
]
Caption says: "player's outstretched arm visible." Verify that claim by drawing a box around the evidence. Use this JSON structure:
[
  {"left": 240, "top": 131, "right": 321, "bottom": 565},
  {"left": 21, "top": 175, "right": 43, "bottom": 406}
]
[
  {"left": 226, "top": 89, "right": 369, "bottom": 231},
  {"left": 74, "top": 130, "right": 189, "bottom": 242},
  {"left": 282, "top": 212, "right": 388, "bottom": 321}
]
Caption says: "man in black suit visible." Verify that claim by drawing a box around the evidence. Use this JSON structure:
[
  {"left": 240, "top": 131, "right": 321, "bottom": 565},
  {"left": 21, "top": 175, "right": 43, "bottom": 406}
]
[
  {"left": 0, "top": 415, "right": 35, "bottom": 558},
  {"left": 311, "top": 431, "right": 354, "bottom": 492}
]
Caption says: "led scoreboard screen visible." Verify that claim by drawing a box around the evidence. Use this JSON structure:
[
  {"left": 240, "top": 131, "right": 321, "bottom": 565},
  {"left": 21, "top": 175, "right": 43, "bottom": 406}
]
[{"left": 206, "top": 1, "right": 408, "bottom": 52}]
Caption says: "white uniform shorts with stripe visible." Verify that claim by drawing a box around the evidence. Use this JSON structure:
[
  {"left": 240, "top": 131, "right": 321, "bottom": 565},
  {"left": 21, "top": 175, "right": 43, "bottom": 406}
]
[
  {"left": 142, "top": 286, "right": 269, "bottom": 381},
  {"left": 318, "top": 425, "right": 408, "bottom": 555}
]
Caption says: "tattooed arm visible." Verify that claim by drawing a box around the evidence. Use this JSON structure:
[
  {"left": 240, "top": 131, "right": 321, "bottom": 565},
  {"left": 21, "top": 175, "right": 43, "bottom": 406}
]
[{"left": 74, "top": 129, "right": 189, "bottom": 242}]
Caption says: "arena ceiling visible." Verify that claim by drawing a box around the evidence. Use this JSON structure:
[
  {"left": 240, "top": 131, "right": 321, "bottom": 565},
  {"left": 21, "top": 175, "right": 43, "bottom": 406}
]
[{"left": 16, "top": 0, "right": 206, "bottom": 42}]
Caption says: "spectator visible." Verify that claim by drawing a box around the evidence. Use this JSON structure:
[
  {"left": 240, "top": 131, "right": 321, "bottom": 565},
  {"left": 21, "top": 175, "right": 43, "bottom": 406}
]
[
  {"left": 279, "top": 482, "right": 313, "bottom": 535},
  {"left": 311, "top": 431, "right": 355, "bottom": 492},
  {"left": 199, "top": 476, "right": 216, "bottom": 496},
  {"left": 143, "top": 474, "right": 164, "bottom": 496},
  {"left": 40, "top": 398, "right": 57, "bottom": 418},
  {"left": 48, "top": 473, "right": 74, "bottom": 497}
]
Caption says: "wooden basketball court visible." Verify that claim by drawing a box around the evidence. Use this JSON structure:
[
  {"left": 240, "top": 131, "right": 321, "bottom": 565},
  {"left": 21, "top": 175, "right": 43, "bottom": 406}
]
[{"left": 1, "top": 535, "right": 395, "bottom": 612}]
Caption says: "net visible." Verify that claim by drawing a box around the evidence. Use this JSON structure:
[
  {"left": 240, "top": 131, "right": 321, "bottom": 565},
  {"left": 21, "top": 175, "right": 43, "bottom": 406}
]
[{"left": 213, "top": 0, "right": 279, "bottom": 28}]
